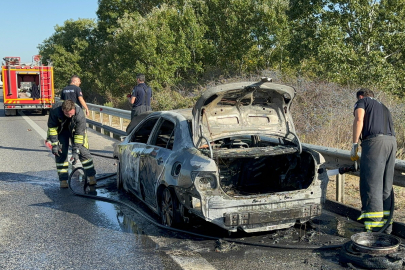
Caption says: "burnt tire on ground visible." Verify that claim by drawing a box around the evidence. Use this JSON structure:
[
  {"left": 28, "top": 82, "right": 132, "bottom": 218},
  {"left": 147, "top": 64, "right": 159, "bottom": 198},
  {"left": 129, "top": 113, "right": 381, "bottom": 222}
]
[{"left": 339, "top": 241, "right": 404, "bottom": 269}]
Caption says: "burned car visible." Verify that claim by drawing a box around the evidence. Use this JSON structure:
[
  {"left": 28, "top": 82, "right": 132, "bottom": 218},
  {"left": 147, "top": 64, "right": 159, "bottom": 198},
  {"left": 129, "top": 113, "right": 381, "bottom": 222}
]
[{"left": 114, "top": 78, "right": 328, "bottom": 233}]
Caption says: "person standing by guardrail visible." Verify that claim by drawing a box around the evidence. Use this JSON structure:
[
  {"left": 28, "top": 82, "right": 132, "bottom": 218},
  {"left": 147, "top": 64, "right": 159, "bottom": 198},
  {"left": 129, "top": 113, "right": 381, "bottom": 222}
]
[
  {"left": 61, "top": 75, "right": 90, "bottom": 117},
  {"left": 351, "top": 88, "right": 397, "bottom": 234},
  {"left": 128, "top": 73, "right": 152, "bottom": 119}
]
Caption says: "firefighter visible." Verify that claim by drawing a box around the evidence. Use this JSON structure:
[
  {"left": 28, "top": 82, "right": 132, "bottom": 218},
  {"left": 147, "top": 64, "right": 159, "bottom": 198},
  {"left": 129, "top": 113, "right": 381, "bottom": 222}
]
[
  {"left": 128, "top": 73, "right": 153, "bottom": 119},
  {"left": 47, "top": 99, "right": 96, "bottom": 188},
  {"left": 351, "top": 88, "right": 396, "bottom": 234},
  {"left": 60, "top": 75, "right": 90, "bottom": 116}
]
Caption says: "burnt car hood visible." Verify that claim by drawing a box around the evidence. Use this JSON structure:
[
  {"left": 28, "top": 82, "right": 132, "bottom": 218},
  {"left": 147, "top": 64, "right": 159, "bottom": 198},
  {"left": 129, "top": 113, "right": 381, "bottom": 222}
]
[{"left": 192, "top": 81, "right": 296, "bottom": 145}]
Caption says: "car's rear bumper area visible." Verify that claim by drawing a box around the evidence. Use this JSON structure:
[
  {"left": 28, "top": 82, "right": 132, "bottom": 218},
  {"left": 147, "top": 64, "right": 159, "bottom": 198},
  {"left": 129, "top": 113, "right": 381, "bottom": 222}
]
[
  {"left": 224, "top": 203, "right": 321, "bottom": 226},
  {"left": 212, "top": 203, "right": 321, "bottom": 232}
]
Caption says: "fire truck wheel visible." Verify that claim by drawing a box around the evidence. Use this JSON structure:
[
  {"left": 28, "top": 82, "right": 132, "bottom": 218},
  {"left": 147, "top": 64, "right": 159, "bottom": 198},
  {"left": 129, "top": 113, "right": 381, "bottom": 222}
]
[
  {"left": 4, "top": 109, "right": 17, "bottom": 116},
  {"left": 41, "top": 109, "right": 49, "bottom": 115}
]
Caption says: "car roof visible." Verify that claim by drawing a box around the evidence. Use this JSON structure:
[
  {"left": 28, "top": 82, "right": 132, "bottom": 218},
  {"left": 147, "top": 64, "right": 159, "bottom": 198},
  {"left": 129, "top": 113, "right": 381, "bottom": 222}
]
[{"left": 126, "top": 109, "right": 193, "bottom": 135}]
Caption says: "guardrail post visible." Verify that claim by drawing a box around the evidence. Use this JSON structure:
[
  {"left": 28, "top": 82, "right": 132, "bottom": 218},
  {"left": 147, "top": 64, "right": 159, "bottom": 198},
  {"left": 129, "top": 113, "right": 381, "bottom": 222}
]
[
  {"left": 336, "top": 173, "right": 345, "bottom": 203},
  {"left": 109, "top": 115, "right": 112, "bottom": 127},
  {"left": 120, "top": 117, "right": 123, "bottom": 131},
  {"left": 91, "top": 110, "right": 95, "bottom": 121},
  {"left": 100, "top": 112, "right": 104, "bottom": 134}
]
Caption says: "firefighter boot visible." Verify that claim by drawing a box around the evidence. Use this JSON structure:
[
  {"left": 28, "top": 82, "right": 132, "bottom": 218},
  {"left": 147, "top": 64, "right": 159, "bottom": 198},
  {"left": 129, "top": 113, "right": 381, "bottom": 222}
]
[
  {"left": 88, "top": 176, "right": 97, "bottom": 186},
  {"left": 60, "top": 180, "right": 68, "bottom": 188}
]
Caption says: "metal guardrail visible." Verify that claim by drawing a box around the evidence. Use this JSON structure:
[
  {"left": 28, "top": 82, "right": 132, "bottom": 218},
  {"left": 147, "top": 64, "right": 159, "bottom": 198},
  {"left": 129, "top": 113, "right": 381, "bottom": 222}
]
[
  {"left": 82, "top": 101, "right": 405, "bottom": 203},
  {"left": 305, "top": 143, "right": 405, "bottom": 187},
  {"left": 86, "top": 103, "right": 131, "bottom": 132},
  {"left": 86, "top": 119, "right": 126, "bottom": 140}
]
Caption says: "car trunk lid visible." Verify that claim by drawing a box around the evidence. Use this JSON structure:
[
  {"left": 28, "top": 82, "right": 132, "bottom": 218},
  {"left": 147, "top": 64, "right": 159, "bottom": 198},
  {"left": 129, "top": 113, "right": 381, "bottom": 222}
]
[{"left": 191, "top": 80, "right": 296, "bottom": 146}]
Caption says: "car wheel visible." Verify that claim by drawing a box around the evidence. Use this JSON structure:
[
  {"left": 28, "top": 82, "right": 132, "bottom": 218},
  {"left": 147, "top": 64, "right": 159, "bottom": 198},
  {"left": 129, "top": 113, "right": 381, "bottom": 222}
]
[
  {"left": 116, "top": 161, "right": 123, "bottom": 190},
  {"left": 160, "top": 187, "right": 183, "bottom": 228}
]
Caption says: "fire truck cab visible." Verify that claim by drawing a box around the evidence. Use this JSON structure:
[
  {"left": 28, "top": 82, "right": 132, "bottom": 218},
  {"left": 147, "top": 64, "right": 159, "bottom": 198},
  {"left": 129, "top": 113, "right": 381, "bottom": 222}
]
[{"left": 1, "top": 56, "right": 54, "bottom": 116}]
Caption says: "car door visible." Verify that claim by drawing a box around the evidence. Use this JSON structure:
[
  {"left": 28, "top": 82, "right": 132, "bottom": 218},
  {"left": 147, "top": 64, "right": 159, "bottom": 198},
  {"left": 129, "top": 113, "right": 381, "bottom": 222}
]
[
  {"left": 121, "top": 117, "right": 159, "bottom": 196},
  {"left": 139, "top": 118, "right": 176, "bottom": 208}
]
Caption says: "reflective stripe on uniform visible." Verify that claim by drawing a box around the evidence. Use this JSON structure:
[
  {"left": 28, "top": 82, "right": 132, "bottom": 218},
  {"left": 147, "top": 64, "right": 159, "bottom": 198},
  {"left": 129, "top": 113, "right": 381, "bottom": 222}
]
[
  {"left": 83, "top": 133, "right": 89, "bottom": 149},
  {"left": 74, "top": 134, "right": 84, "bottom": 144},
  {"left": 384, "top": 210, "right": 391, "bottom": 216},
  {"left": 357, "top": 212, "right": 384, "bottom": 220},
  {"left": 82, "top": 159, "right": 94, "bottom": 170},
  {"left": 83, "top": 164, "right": 94, "bottom": 170},
  {"left": 48, "top": 127, "right": 58, "bottom": 136},
  {"left": 56, "top": 162, "right": 69, "bottom": 168},
  {"left": 81, "top": 159, "right": 93, "bottom": 165},
  {"left": 364, "top": 221, "right": 385, "bottom": 230},
  {"left": 57, "top": 169, "right": 69, "bottom": 173}
]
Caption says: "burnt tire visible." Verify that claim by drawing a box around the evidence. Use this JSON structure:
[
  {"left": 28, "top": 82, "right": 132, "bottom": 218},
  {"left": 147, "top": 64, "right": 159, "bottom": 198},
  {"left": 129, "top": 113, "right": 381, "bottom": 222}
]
[
  {"left": 339, "top": 241, "right": 403, "bottom": 269},
  {"left": 160, "top": 187, "right": 184, "bottom": 228}
]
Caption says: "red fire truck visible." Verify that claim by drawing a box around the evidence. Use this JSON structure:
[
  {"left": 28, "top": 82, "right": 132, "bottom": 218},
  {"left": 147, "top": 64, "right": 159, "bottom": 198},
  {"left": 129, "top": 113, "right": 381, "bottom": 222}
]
[{"left": 1, "top": 56, "right": 54, "bottom": 116}]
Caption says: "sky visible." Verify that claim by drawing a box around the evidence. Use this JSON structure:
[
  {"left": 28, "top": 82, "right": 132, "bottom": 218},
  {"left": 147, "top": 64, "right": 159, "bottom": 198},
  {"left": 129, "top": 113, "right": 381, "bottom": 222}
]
[{"left": 0, "top": 0, "right": 99, "bottom": 63}]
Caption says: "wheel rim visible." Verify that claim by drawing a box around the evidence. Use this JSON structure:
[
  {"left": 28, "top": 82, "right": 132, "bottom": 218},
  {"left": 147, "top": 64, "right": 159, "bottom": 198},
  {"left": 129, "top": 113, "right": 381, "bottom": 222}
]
[{"left": 161, "top": 188, "right": 173, "bottom": 226}]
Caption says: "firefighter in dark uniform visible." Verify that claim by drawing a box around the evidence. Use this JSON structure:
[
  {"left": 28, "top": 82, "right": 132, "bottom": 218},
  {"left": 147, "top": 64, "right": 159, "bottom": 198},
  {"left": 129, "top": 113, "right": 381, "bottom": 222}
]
[
  {"left": 47, "top": 100, "right": 96, "bottom": 188},
  {"left": 128, "top": 73, "right": 152, "bottom": 119},
  {"left": 60, "top": 75, "right": 90, "bottom": 116},
  {"left": 351, "top": 88, "right": 396, "bottom": 233}
]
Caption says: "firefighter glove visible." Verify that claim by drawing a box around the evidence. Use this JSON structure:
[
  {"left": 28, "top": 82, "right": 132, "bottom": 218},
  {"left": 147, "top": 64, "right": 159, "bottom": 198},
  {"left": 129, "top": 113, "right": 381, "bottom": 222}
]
[
  {"left": 350, "top": 143, "right": 359, "bottom": 161},
  {"left": 71, "top": 147, "right": 80, "bottom": 165},
  {"left": 52, "top": 144, "right": 62, "bottom": 157}
]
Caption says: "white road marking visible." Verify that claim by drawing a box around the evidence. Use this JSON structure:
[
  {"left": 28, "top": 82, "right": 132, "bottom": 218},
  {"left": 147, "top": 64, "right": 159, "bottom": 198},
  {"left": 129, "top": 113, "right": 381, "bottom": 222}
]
[
  {"left": 148, "top": 235, "right": 217, "bottom": 270},
  {"left": 170, "top": 255, "right": 217, "bottom": 270},
  {"left": 19, "top": 111, "right": 47, "bottom": 139},
  {"left": 19, "top": 111, "right": 217, "bottom": 270}
]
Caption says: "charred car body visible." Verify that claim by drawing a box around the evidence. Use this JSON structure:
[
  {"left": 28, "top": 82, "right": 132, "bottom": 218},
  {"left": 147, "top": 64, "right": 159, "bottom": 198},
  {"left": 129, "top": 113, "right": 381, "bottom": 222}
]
[{"left": 114, "top": 79, "right": 328, "bottom": 233}]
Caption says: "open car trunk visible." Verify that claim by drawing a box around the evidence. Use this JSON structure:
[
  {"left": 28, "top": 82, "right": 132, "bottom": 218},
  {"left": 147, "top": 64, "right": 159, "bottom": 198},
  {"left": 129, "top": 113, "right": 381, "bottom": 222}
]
[{"left": 200, "top": 136, "right": 316, "bottom": 196}]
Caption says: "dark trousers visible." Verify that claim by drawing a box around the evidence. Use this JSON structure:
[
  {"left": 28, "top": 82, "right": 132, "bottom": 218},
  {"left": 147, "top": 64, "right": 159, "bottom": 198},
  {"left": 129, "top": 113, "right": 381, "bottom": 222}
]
[
  {"left": 359, "top": 135, "right": 396, "bottom": 232},
  {"left": 55, "top": 129, "right": 96, "bottom": 181}
]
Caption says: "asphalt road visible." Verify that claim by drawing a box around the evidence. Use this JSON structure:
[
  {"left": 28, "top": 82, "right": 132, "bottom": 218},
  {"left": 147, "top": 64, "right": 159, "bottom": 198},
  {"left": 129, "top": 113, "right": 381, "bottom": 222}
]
[{"left": 0, "top": 94, "right": 375, "bottom": 270}]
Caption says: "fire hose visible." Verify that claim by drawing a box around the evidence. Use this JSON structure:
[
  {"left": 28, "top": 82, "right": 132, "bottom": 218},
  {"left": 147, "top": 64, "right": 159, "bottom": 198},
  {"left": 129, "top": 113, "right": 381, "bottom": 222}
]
[
  {"left": 68, "top": 165, "right": 343, "bottom": 251},
  {"left": 66, "top": 154, "right": 399, "bottom": 267}
]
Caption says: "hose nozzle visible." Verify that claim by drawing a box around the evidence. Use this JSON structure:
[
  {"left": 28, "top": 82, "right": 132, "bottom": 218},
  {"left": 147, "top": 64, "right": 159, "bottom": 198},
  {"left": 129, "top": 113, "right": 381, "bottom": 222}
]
[{"left": 338, "top": 163, "right": 359, "bottom": 174}]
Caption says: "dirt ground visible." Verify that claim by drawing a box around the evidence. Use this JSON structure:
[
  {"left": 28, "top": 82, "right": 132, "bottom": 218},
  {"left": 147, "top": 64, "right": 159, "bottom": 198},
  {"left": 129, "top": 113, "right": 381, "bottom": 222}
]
[{"left": 326, "top": 174, "right": 405, "bottom": 223}]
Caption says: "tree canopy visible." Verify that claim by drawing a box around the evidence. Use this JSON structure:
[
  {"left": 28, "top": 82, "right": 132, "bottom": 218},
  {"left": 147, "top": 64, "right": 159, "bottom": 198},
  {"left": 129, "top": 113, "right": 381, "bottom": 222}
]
[{"left": 38, "top": 0, "right": 405, "bottom": 109}]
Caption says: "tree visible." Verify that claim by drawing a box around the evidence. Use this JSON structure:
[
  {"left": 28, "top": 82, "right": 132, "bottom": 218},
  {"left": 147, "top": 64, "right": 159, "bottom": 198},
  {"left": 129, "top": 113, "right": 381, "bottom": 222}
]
[
  {"left": 38, "top": 19, "right": 97, "bottom": 90},
  {"left": 96, "top": 0, "right": 163, "bottom": 38},
  {"left": 200, "top": 0, "right": 290, "bottom": 74},
  {"left": 302, "top": 0, "right": 405, "bottom": 94},
  {"left": 98, "top": 3, "right": 208, "bottom": 101},
  {"left": 286, "top": 0, "right": 326, "bottom": 75}
]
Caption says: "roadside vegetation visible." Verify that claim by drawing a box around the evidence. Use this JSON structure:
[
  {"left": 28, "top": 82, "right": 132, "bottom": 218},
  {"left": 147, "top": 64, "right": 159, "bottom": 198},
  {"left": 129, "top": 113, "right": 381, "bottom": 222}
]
[{"left": 38, "top": 0, "right": 405, "bottom": 155}]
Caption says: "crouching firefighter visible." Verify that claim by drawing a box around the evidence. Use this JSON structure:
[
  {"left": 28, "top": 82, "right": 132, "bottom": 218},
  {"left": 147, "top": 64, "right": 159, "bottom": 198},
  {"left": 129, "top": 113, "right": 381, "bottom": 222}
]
[
  {"left": 351, "top": 88, "right": 396, "bottom": 234},
  {"left": 47, "top": 99, "right": 97, "bottom": 188}
]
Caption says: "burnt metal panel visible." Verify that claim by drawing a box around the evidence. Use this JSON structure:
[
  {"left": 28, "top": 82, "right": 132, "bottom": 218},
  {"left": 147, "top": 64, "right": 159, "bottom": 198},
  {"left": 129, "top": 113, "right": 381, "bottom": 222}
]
[
  {"left": 224, "top": 204, "right": 321, "bottom": 226},
  {"left": 201, "top": 145, "right": 298, "bottom": 158}
]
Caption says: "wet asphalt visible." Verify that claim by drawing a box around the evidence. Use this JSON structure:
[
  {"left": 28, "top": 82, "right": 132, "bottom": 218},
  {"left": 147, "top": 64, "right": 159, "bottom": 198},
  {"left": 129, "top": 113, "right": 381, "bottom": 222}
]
[{"left": 1, "top": 97, "right": 402, "bottom": 269}]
